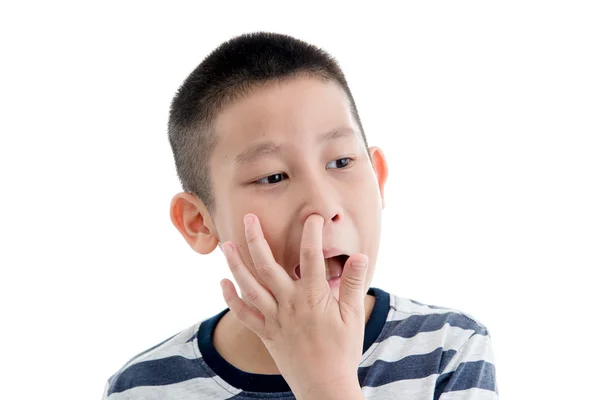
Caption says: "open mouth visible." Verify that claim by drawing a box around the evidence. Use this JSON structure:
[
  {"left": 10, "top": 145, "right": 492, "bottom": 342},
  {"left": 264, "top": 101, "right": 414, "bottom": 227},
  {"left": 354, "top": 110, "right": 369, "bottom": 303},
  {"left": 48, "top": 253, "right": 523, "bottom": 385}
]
[{"left": 294, "top": 254, "right": 349, "bottom": 280}]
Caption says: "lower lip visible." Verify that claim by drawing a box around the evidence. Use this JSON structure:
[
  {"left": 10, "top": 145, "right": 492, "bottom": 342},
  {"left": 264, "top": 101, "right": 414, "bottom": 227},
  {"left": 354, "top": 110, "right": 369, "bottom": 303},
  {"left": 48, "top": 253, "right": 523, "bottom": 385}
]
[{"left": 292, "top": 267, "right": 342, "bottom": 289}]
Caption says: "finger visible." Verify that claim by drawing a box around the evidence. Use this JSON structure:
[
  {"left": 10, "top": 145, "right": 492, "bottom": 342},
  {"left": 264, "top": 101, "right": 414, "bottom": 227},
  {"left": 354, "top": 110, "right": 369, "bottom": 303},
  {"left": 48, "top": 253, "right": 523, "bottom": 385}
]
[
  {"left": 220, "top": 279, "right": 265, "bottom": 336},
  {"left": 338, "top": 253, "right": 369, "bottom": 323},
  {"left": 244, "top": 214, "right": 293, "bottom": 299},
  {"left": 299, "top": 214, "right": 327, "bottom": 285},
  {"left": 223, "top": 241, "right": 278, "bottom": 319}
]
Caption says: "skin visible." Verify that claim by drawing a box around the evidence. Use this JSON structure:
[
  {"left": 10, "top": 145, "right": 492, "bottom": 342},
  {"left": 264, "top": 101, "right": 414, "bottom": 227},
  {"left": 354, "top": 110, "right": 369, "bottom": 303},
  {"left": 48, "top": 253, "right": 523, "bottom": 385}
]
[{"left": 170, "top": 76, "right": 388, "bottom": 398}]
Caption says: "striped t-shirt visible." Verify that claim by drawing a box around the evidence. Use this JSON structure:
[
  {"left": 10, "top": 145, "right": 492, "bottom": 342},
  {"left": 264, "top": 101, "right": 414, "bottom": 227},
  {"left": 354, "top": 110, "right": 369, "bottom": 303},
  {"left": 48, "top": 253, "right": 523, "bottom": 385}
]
[{"left": 103, "top": 287, "right": 498, "bottom": 399}]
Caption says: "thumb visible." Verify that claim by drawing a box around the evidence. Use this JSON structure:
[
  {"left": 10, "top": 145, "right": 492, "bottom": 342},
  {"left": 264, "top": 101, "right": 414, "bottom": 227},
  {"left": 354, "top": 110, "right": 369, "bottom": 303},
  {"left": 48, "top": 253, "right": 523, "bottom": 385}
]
[{"left": 338, "top": 254, "right": 369, "bottom": 322}]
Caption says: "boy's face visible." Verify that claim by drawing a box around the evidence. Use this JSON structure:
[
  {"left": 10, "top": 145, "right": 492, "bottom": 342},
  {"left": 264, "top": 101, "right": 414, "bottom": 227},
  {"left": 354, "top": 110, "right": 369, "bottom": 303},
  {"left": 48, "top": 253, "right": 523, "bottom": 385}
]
[{"left": 183, "top": 77, "right": 387, "bottom": 300}]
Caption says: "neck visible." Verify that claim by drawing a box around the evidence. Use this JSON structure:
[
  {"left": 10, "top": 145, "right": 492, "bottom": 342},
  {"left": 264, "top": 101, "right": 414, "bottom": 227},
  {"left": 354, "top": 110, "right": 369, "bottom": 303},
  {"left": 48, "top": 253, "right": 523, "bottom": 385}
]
[{"left": 213, "top": 293, "right": 377, "bottom": 375}]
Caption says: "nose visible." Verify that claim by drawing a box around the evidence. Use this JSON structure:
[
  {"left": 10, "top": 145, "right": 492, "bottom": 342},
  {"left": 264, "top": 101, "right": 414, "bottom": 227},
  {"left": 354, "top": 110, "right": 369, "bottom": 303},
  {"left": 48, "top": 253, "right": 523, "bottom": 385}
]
[{"left": 297, "top": 175, "right": 342, "bottom": 224}]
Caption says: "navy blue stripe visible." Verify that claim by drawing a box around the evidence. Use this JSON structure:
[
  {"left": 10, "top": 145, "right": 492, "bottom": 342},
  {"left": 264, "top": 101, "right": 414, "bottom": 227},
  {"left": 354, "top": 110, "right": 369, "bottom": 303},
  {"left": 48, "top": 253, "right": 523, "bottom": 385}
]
[
  {"left": 434, "top": 371, "right": 452, "bottom": 400},
  {"left": 186, "top": 333, "right": 196, "bottom": 343},
  {"left": 108, "top": 356, "right": 214, "bottom": 395},
  {"left": 358, "top": 347, "right": 456, "bottom": 387},
  {"left": 439, "top": 348, "right": 457, "bottom": 373},
  {"left": 378, "top": 313, "right": 488, "bottom": 342},
  {"left": 108, "top": 332, "right": 179, "bottom": 386},
  {"left": 435, "top": 360, "right": 496, "bottom": 398}
]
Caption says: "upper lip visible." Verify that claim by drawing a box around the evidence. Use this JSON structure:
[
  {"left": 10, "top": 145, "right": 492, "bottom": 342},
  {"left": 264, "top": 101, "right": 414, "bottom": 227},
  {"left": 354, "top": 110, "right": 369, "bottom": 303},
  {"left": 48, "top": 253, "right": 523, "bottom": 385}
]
[{"left": 322, "top": 248, "right": 346, "bottom": 259}]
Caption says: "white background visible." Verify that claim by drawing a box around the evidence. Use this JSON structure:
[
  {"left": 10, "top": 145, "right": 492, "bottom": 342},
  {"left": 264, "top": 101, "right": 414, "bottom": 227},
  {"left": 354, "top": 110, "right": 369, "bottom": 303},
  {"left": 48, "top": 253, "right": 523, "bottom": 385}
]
[{"left": 1, "top": 1, "right": 598, "bottom": 399}]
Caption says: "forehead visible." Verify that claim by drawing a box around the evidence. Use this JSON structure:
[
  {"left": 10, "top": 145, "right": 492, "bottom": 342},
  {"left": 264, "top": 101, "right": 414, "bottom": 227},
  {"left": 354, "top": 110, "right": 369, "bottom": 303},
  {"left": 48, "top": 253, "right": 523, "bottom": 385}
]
[{"left": 211, "top": 77, "right": 360, "bottom": 162}]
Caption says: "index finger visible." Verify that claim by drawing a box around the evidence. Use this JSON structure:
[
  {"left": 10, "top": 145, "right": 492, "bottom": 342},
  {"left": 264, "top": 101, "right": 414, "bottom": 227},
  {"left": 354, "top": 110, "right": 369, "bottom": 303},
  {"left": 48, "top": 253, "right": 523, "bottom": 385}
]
[{"left": 299, "top": 214, "right": 327, "bottom": 285}]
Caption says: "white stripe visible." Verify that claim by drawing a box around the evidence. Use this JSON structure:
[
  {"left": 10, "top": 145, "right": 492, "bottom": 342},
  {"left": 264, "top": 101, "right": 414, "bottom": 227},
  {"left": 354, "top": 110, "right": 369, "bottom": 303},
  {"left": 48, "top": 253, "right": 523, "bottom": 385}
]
[
  {"left": 361, "top": 325, "right": 474, "bottom": 367},
  {"left": 439, "top": 387, "right": 499, "bottom": 400},
  {"left": 442, "top": 334, "right": 495, "bottom": 374},
  {"left": 128, "top": 338, "right": 200, "bottom": 364},
  {"left": 391, "top": 296, "right": 460, "bottom": 316},
  {"left": 107, "top": 376, "right": 241, "bottom": 400},
  {"left": 121, "top": 324, "right": 199, "bottom": 369},
  {"left": 102, "top": 381, "right": 109, "bottom": 400},
  {"left": 362, "top": 374, "right": 437, "bottom": 400},
  {"left": 390, "top": 296, "right": 487, "bottom": 329}
]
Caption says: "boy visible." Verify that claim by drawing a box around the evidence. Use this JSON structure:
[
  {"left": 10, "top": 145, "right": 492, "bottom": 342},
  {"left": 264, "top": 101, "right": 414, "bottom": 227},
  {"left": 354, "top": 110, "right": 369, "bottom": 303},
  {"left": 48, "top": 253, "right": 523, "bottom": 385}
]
[{"left": 103, "top": 32, "right": 498, "bottom": 399}]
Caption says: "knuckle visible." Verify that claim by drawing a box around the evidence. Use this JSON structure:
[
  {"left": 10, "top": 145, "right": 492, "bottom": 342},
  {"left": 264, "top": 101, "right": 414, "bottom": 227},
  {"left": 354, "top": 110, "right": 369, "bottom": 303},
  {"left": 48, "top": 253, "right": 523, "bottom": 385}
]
[
  {"left": 223, "top": 294, "right": 234, "bottom": 305},
  {"left": 265, "top": 311, "right": 278, "bottom": 323},
  {"left": 305, "top": 289, "right": 327, "bottom": 308},
  {"left": 261, "top": 333, "right": 275, "bottom": 343},
  {"left": 254, "top": 262, "right": 273, "bottom": 279},
  {"left": 234, "top": 307, "right": 247, "bottom": 322},
  {"left": 244, "top": 287, "right": 259, "bottom": 302},
  {"left": 229, "top": 259, "right": 244, "bottom": 272},
  {"left": 306, "top": 295, "right": 320, "bottom": 308},
  {"left": 301, "top": 246, "right": 320, "bottom": 260},
  {"left": 246, "top": 231, "right": 261, "bottom": 246},
  {"left": 283, "top": 299, "right": 296, "bottom": 316},
  {"left": 340, "top": 301, "right": 361, "bottom": 317},
  {"left": 342, "top": 275, "right": 364, "bottom": 292}
]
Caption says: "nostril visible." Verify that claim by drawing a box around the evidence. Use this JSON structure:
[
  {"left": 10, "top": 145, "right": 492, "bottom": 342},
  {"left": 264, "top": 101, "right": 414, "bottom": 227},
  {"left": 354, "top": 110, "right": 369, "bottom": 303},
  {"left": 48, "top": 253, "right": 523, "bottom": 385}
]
[
  {"left": 295, "top": 265, "right": 301, "bottom": 278},
  {"left": 332, "top": 213, "right": 340, "bottom": 222}
]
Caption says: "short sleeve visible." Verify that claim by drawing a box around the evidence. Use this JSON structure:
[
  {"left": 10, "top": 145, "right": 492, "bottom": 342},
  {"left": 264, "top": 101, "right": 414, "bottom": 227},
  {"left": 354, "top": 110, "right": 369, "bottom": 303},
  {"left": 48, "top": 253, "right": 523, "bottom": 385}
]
[
  {"left": 434, "top": 328, "right": 498, "bottom": 399},
  {"left": 101, "top": 380, "right": 109, "bottom": 399}
]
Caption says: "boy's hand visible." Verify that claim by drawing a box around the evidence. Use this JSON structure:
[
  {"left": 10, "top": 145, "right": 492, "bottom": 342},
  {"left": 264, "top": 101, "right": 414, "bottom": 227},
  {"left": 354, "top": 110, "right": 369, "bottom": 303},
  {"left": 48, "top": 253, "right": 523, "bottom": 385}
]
[{"left": 220, "top": 213, "right": 368, "bottom": 400}]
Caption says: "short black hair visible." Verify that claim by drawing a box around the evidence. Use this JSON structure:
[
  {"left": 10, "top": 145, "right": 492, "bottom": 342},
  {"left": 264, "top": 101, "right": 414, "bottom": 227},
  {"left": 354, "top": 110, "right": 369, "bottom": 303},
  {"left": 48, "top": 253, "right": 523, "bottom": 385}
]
[{"left": 168, "top": 32, "right": 367, "bottom": 214}]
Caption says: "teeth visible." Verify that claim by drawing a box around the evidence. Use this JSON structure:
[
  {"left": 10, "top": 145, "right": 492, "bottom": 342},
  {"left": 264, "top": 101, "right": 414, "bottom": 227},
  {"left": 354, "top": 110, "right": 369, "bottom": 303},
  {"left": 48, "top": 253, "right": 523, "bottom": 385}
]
[
  {"left": 295, "top": 258, "right": 344, "bottom": 280},
  {"left": 325, "top": 258, "right": 343, "bottom": 281},
  {"left": 326, "top": 272, "right": 342, "bottom": 280}
]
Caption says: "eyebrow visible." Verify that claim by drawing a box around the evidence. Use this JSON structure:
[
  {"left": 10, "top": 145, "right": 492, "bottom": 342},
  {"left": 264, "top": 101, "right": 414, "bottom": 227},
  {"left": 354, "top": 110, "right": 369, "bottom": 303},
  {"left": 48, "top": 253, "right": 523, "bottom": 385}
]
[
  {"left": 234, "top": 128, "right": 356, "bottom": 166},
  {"left": 317, "top": 127, "right": 355, "bottom": 144},
  {"left": 234, "top": 142, "right": 282, "bottom": 165}
]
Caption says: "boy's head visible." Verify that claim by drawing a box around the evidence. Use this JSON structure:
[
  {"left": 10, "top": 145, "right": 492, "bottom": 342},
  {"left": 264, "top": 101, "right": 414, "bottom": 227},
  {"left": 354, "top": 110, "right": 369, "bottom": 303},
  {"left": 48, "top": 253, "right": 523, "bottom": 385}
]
[{"left": 169, "top": 32, "right": 388, "bottom": 299}]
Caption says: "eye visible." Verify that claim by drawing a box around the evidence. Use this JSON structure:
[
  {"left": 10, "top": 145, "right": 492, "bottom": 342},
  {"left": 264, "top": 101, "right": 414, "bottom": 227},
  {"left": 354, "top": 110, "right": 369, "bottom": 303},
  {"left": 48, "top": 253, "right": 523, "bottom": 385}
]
[
  {"left": 255, "top": 173, "right": 288, "bottom": 185},
  {"left": 326, "top": 157, "right": 353, "bottom": 169}
]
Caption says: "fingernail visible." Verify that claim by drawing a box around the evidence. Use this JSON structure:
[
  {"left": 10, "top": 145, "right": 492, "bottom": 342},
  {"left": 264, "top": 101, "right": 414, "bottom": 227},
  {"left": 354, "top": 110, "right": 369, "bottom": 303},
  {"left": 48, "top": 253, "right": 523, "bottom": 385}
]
[{"left": 244, "top": 214, "right": 254, "bottom": 226}]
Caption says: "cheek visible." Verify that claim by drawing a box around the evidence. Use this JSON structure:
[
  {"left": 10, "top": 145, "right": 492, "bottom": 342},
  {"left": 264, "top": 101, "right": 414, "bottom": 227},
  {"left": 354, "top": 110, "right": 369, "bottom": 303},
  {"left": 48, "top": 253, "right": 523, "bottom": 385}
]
[
  {"left": 349, "top": 180, "right": 382, "bottom": 264},
  {"left": 231, "top": 213, "right": 288, "bottom": 265},
  {"left": 214, "top": 187, "right": 257, "bottom": 242},
  {"left": 348, "top": 176, "right": 383, "bottom": 222},
  {"left": 254, "top": 215, "right": 288, "bottom": 254}
]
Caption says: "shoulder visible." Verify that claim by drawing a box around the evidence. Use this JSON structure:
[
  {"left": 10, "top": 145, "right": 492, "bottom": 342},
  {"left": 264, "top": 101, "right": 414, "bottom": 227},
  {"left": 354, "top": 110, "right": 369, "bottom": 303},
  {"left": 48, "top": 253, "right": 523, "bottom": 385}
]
[
  {"left": 387, "top": 294, "right": 490, "bottom": 337},
  {"left": 359, "top": 291, "right": 497, "bottom": 396},
  {"left": 385, "top": 295, "right": 498, "bottom": 396},
  {"left": 363, "top": 291, "right": 493, "bottom": 372},
  {"left": 104, "top": 321, "right": 209, "bottom": 398}
]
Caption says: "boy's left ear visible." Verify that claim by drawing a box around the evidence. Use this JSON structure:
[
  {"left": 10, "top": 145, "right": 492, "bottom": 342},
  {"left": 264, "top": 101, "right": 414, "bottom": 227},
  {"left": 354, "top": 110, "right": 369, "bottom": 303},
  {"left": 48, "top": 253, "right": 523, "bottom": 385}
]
[{"left": 369, "top": 147, "right": 388, "bottom": 209}]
